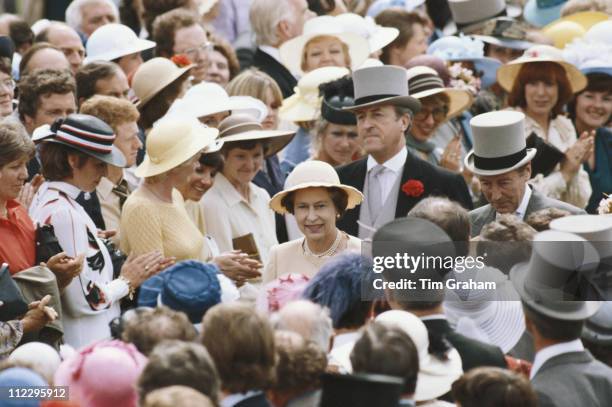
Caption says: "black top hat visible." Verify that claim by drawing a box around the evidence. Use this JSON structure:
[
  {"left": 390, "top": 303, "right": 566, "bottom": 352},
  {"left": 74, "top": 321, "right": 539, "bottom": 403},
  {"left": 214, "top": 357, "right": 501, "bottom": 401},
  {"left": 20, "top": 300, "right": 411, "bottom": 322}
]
[
  {"left": 32, "top": 114, "right": 126, "bottom": 167},
  {"left": 510, "top": 230, "right": 602, "bottom": 321},
  {"left": 319, "top": 76, "right": 356, "bottom": 125},
  {"left": 320, "top": 373, "right": 404, "bottom": 407}
]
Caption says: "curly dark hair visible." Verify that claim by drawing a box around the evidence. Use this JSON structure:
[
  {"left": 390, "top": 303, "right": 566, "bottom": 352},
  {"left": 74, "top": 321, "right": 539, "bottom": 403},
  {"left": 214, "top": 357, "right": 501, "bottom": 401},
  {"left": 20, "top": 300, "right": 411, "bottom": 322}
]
[
  {"left": 142, "top": 0, "right": 192, "bottom": 35},
  {"left": 452, "top": 367, "right": 537, "bottom": 407},
  {"left": 152, "top": 8, "right": 198, "bottom": 58},
  {"left": 17, "top": 68, "right": 76, "bottom": 121}
]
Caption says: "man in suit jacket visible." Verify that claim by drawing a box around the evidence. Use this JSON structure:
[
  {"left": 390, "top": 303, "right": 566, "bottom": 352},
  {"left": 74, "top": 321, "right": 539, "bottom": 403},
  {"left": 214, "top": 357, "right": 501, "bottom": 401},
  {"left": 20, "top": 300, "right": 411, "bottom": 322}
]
[
  {"left": 464, "top": 110, "right": 584, "bottom": 237},
  {"left": 510, "top": 231, "right": 612, "bottom": 407},
  {"left": 335, "top": 65, "right": 472, "bottom": 239},
  {"left": 249, "top": 0, "right": 314, "bottom": 98}
]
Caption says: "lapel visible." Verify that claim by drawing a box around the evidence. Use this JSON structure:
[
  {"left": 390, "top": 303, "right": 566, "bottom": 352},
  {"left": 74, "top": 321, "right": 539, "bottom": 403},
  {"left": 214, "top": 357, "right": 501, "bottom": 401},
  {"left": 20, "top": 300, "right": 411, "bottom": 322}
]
[
  {"left": 336, "top": 158, "right": 367, "bottom": 236},
  {"left": 395, "top": 150, "right": 426, "bottom": 218},
  {"left": 525, "top": 189, "right": 544, "bottom": 216}
]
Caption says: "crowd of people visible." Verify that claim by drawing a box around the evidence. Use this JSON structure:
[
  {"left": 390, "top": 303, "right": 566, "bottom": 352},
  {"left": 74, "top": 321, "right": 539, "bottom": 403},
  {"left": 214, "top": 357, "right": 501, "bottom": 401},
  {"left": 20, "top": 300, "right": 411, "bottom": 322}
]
[{"left": 0, "top": 0, "right": 611, "bottom": 406}]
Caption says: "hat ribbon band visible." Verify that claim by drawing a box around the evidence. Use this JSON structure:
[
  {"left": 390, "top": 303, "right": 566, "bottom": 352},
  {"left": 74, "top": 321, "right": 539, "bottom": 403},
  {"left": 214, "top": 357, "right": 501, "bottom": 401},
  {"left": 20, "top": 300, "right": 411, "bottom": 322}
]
[
  {"left": 354, "top": 94, "right": 402, "bottom": 106},
  {"left": 473, "top": 147, "right": 527, "bottom": 170},
  {"left": 321, "top": 100, "right": 357, "bottom": 125},
  {"left": 409, "top": 74, "right": 445, "bottom": 95},
  {"left": 55, "top": 131, "right": 113, "bottom": 154}
]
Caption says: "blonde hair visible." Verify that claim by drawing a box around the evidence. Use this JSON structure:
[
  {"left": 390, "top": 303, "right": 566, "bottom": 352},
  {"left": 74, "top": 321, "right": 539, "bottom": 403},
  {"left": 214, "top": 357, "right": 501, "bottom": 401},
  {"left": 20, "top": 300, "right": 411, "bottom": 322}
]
[
  {"left": 79, "top": 95, "right": 139, "bottom": 132},
  {"left": 226, "top": 68, "right": 283, "bottom": 108},
  {"left": 300, "top": 35, "right": 351, "bottom": 73}
]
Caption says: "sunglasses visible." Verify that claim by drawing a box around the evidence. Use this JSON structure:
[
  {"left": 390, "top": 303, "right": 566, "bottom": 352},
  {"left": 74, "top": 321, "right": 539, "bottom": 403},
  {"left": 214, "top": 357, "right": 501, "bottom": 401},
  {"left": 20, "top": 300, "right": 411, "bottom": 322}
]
[{"left": 414, "top": 105, "right": 449, "bottom": 122}]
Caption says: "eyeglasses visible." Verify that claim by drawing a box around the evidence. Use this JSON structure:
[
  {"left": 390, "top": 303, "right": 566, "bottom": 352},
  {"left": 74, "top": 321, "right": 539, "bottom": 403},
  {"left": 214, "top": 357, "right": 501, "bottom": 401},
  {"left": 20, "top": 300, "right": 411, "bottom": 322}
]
[
  {"left": 414, "top": 106, "right": 449, "bottom": 122},
  {"left": 0, "top": 78, "right": 15, "bottom": 90},
  {"left": 183, "top": 42, "right": 213, "bottom": 60}
]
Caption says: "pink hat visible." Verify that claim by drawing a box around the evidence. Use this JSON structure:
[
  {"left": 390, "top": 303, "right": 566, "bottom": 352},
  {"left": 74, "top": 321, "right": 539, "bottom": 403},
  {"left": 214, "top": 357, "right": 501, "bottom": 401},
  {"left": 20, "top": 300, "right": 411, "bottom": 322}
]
[
  {"left": 256, "top": 273, "right": 310, "bottom": 313},
  {"left": 54, "top": 340, "right": 147, "bottom": 407}
]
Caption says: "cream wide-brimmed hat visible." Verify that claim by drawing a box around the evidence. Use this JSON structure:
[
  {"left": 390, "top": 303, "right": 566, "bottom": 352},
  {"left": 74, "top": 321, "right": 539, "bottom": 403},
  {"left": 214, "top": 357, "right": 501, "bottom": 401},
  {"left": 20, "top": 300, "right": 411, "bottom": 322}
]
[
  {"left": 217, "top": 114, "right": 295, "bottom": 158},
  {"left": 269, "top": 160, "right": 364, "bottom": 215},
  {"left": 335, "top": 13, "right": 399, "bottom": 54},
  {"left": 279, "top": 15, "right": 370, "bottom": 76},
  {"left": 85, "top": 23, "right": 156, "bottom": 64},
  {"left": 497, "top": 45, "right": 587, "bottom": 93},
  {"left": 279, "top": 66, "right": 350, "bottom": 123},
  {"left": 405, "top": 66, "right": 473, "bottom": 120},
  {"left": 135, "top": 118, "right": 219, "bottom": 177},
  {"left": 132, "top": 57, "right": 193, "bottom": 107}
]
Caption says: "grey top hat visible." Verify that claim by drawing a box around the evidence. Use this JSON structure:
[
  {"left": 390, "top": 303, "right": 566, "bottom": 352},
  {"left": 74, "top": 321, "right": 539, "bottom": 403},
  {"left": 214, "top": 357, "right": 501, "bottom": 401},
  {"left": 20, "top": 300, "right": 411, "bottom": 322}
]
[
  {"left": 449, "top": 0, "right": 506, "bottom": 30},
  {"left": 510, "top": 230, "right": 602, "bottom": 321},
  {"left": 343, "top": 66, "right": 421, "bottom": 113},
  {"left": 582, "top": 301, "right": 612, "bottom": 345},
  {"left": 464, "top": 110, "right": 536, "bottom": 176}
]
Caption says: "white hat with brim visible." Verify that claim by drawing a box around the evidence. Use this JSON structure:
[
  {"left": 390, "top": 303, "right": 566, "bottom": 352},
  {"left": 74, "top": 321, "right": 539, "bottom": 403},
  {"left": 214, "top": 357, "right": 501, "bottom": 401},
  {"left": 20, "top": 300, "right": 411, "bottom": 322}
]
[
  {"left": 269, "top": 160, "right": 363, "bottom": 215},
  {"left": 464, "top": 110, "right": 537, "bottom": 176},
  {"left": 217, "top": 114, "right": 295, "bottom": 158},
  {"left": 132, "top": 57, "right": 193, "bottom": 108},
  {"left": 335, "top": 13, "right": 399, "bottom": 54},
  {"left": 376, "top": 310, "right": 462, "bottom": 401},
  {"left": 279, "top": 15, "right": 370, "bottom": 76},
  {"left": 135, "top": 118, "right": 219, "bottom": 178},
  {"left": 407, "top": 66, "right": 473, "bottom": 120},
  {"left": 85, "top": 23, "right": 156, "bottom": 64},
  {"left": 497, "top": 45, "right": 587, "bottom": 93}
]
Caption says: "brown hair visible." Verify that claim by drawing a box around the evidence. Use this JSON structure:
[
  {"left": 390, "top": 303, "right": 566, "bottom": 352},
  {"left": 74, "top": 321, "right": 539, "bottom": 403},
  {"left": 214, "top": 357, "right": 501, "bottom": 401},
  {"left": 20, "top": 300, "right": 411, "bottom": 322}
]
[
  {"left": 220, "top": 139, "right": 269, "bottom": 157},
  {"left": 300, "top": 35, "right": 351, "bottom": 72},
  {"left": 209, "top": 33, "right": 240, "bottom": 81},
  {"left": 526, "top": 207, "right": 572, "bottom": 232},
  {"left": 507, "top": 62, "right": 574, "bottom": 119},
  {"left": 281, "top": 187, "right": 349, "bottom": 217},
  {"left": 0, "top": 118, "right": 35, "bottom": 168},
  {"left": 273, "top": 331, "right": 327, "bottom": 393},
  {"left": 201, "top": 303, "right": 276, "bottom": 393},
  {"left": 0, "top": 57, "right": 11, "bottom": 76},
  {"left": 75, "top": 61, "right": 121, "bottom": 103},
  {"left": 142, "top": 0, "right": 192, "bottom": 35},
  {"left": 80, "top": 95, "right": 140, "bottom": 131},
  {"left": 567, "top": 72, "right": 612, "bottom": 124},
  {"left": 142, "top": 386, "right": 215, "bottom": 407},
  {"left": 17, "top": 68, "right": 76, "bottom": 121},
  {"left": 226, "top": 68, "right": 283, "bottom": 108},
  {"left": 39, "top": 141, "right": 89, "bottom": 181},
  {"left": 152, "top": 8, "right": 199, "bottom": 58},
  {"left": 375, "top": 9, "right": 427, "bottom": 65},
  {"left": 451, "top": 367, "right": 538, "bottom": 407},
  {"left": 138, "top": 72, "right": 190, "bottom": 130}
]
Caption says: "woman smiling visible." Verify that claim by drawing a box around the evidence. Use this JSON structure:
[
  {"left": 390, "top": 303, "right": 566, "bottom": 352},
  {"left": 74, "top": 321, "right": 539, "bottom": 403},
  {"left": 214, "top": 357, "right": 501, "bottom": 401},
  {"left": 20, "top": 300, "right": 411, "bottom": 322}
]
[{"left": 264, "top": 160, "right": 363, "bottom": 282}]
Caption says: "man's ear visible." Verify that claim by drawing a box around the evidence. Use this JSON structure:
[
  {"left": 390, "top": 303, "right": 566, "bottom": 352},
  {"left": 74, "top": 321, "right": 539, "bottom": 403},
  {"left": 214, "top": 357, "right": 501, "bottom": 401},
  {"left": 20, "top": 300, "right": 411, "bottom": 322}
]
[
  {"left": 401, "top": 113, "right": 411, "bottom": 132},
  {"left": 67, "top": 153, "right": 79, "bottom": 170},
  {"left": 276, "top": 20, "right": 290, "bottom": 44},
  {"left": 522, "top": 161, "right": 532, "bottom": 180}
]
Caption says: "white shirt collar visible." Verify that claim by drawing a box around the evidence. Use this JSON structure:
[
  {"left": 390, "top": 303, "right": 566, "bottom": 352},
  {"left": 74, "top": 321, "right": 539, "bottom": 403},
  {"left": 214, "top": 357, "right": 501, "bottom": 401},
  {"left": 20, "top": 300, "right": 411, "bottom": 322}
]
[
  {"left": 530, "top": 339, "right": 584, "bottom": 379},
  {"left": 419, "top": 314, "right": 447, "bottom": 321},
  {"left": 258, "top": 45, "right": 282, "bottom": 64},
  {"left": 495, "top": 183, "right": 532, "bottom": 220},
  {"left": 46, "top": 181, "right": 82, "bottom": 199},
  {"left": 367, "top": 147, "right": 407, "bottom": 174}
]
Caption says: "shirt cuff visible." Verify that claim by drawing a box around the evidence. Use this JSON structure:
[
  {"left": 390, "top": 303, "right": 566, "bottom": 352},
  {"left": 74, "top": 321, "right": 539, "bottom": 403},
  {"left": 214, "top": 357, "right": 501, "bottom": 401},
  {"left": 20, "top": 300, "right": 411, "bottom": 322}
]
[{"left": 106, "top": 278, "right": 130, "bottom": 303}]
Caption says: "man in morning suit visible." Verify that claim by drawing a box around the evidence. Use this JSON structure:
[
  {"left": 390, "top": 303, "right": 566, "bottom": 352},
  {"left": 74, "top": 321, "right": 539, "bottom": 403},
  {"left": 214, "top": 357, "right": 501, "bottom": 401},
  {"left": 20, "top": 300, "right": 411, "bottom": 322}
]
[
  {"left": 465, "top": 110, "right": 584, "bottom": 237},
  {"left": 249, "top": 0, "right": 314, "bottom": 98},
  {"left": 335, "top": 65, "right": 473, "bottom": 239}
]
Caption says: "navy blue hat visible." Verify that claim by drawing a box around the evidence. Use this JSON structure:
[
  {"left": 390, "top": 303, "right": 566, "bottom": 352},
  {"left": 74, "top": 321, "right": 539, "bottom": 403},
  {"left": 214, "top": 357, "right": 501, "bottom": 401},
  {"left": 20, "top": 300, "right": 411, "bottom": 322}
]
[
  {"left": 0, "top": 36, "right": 14, "bottom": 62},
  {"left": 319, "top": 75, "right": 356, "bottom": 125},
  {"left": 302, "top": 253, "right": 375, "bottom": 328},
  {"left": 137, "top": 260, "right": 221, "bottom": 323}
]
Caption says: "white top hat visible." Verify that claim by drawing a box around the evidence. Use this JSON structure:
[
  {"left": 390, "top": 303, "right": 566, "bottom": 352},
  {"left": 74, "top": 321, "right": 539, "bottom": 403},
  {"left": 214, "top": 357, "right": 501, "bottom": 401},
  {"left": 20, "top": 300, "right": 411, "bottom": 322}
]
[
  {"left": 550, "top": 215, "right": 612, "bottom": 258},
  {"left": 335, "top": 13, "right": 399, "bottom": 54},
  {"left": 448, "top": 0, "right": 506, "bottom": 28},
  {"left": 85, "top": 23, "right": 156, "bottom": 63},
  {"left": 279, "top": 15, "right": 370, "bottom": 76},
  {"left": 464, "top": 110, "right": 536, "bottom": 176}
]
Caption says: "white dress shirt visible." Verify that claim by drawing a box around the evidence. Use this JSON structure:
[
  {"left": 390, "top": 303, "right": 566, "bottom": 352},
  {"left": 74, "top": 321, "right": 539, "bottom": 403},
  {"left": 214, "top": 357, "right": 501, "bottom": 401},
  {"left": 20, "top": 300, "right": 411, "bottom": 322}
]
[
  {"left": 530, "top": 339, "right": 584, "bottom": 379},
  {"left": 259, "top": 45, "right": 282, "bottom": 64},
  {"left": 366, "top": 147, "right": 408, "bottom": 204}
]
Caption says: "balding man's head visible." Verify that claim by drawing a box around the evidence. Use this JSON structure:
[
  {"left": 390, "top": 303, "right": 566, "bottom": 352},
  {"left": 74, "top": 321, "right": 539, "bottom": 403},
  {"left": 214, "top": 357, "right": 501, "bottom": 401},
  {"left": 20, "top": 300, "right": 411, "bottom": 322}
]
[{"left": 36, "top": 23, "right": 84, "bottom": 74}]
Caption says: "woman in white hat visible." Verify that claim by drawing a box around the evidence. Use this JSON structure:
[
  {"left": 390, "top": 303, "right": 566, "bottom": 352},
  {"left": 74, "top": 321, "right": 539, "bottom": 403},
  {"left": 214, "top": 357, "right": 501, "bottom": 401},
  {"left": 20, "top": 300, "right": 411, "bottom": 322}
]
[
  {"left": 201, "top": 114, "right": 295, "bottom": 267},
  {"left": 29, "top": 114, "right": 172, "bottom": 348},
  {"left": 120, "top": 117, "right": 218, "bottom": 262},
  {"left": 499, "top": 45, "right": 593, "bottom": 209},
  {"left": 405, "top": 66, "right": 473, "bottom": 171},
  {"left": 264, "top": 160, "right": 364, "bottom": 283},
  {"left": 279, "top": 15, "right": 370, "bottom": 75}
]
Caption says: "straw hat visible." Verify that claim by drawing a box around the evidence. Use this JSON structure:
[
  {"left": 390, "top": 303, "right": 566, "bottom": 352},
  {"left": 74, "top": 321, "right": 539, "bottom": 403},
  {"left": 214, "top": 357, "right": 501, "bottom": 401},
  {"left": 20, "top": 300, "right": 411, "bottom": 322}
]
[
  {"left": 542, "top": 11, "right": 609, "bottom": 49},
  {"left": 376, "top": 310, "right": 463, "bottom": 401},
  {"left": 135, "top": 117, "right": 218, "bottom": 177},
  {"left": 467, "top": 17, "right": 534, "bottom": 51},
  {"left": 497, "top": 45, "right": 587, "bottom": 93},
  {"left": 85, "top": 23, "right": 155, "bottom": 63},
  {"left": 217, "top": 114, "right": 295, "bottom": 158},
  {"left": 279, "top": 66, "right": 350, "bottom": 123},
  {"left": 335, "top": 13, "right": 399, "bottom": 54},
  {"left": 269, "top": 160, "right": 364, "bottom": 215},
  {"left": 279, "top": 15, "right": 370, "bottom": 75},
  {"left": 132, "top": 57, "right": 193, "bottom": 107},
  {"left": 406, "top": 66, "right": 473, "bottom": 120}
]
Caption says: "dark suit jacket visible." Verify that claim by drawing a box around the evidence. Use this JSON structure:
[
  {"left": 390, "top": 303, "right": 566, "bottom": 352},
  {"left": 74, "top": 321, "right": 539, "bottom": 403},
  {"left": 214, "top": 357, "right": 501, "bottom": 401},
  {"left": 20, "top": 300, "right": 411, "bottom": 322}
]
[
  {"left": 252, "top": 48, "right": 296, "bottom": 99},
  {"left": 336, "top": 149, "right": 473, "bottom": 236},
  {"left": 234, "top": 393, "right": 272, "bottom": 407},
  {"left": 532, "top": 350, "right": 612, "bottom": 407},
  {"left": 469, "top": 189, "right": 586, "bottom": 236},
  {"left": 422, "top": 318, "right": 507, "bottom": 372}
]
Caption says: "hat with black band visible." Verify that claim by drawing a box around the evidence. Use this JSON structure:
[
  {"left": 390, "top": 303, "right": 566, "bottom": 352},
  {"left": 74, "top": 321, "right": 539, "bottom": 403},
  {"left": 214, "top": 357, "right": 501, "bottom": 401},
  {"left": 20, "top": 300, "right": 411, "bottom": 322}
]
[
  {"left": 464, "top": 110, "right": 536, "bottom": 176},
  {"left": 319, "top": 75, "right": 356, "bottom": 125}
]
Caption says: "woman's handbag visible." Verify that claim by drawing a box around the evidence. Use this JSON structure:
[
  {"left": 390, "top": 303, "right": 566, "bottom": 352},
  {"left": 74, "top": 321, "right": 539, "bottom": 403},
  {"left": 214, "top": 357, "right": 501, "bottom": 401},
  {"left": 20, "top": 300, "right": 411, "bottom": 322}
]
[
  {"left": 35, "top": 224, "right": 64, "bottom": 264},
  {"left": 0, "top": 263, "right": 29, "bottom": 321}
]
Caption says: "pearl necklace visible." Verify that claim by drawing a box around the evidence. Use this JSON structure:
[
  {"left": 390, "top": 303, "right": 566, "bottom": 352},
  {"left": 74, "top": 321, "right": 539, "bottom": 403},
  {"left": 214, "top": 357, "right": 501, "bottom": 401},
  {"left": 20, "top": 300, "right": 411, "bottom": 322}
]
[{"left": 304, "top": 230, "right": 342, "bottom": 258}]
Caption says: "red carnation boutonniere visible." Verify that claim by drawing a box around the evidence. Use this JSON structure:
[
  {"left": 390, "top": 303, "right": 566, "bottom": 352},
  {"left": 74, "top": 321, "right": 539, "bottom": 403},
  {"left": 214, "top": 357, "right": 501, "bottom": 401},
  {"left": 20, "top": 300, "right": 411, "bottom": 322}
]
[
  {"left": 402, "top": 179, "right": 425, "bottom": 198},
  {"left": 171, "top": 54, "right": 192, "bottom": 68}
]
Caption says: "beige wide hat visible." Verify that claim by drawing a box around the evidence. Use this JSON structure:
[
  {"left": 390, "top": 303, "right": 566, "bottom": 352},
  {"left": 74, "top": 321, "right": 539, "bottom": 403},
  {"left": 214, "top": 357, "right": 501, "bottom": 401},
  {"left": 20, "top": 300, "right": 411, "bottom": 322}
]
[
  {"left": 132, "top": 57, "right": 193, "bottom": 107},
  {"left": 279, "top": 15, "right": 370, "bottom": 75},
  {"left": 497, "top": 45, "right": 587, "bottom": 93},
  {"left": 279, "top": 66, "right": 350, "bottom": 123},
  {"left": 135, "top": 117, "right": 219, "bottom": 177},
  {"left": 217, "top": 114, "right": 295, "bottom": 158},
  {"left": 269, "top": 160, "right": 364, "bottom": 215},
  {"left": 464, "top": 110, "right": 536, "bottom": 176},
  {"left": 405, "top": 66, "right": 472, "bottom": 120}
]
